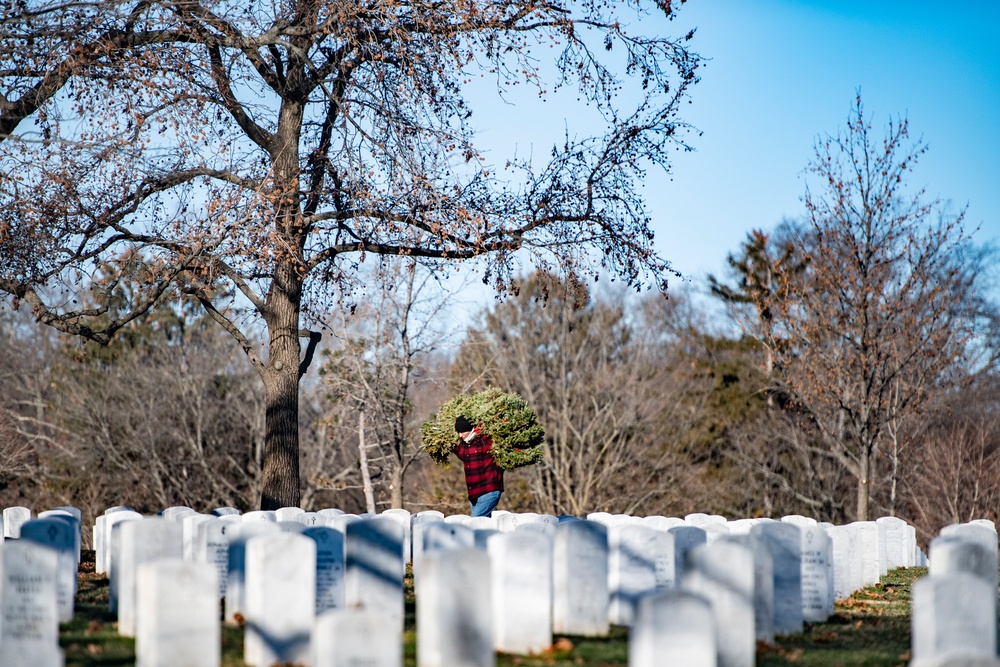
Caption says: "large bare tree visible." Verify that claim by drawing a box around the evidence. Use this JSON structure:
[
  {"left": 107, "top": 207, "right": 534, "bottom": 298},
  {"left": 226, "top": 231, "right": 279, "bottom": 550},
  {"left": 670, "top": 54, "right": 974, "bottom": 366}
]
[
  {"left": 717, "top": 97, "right": 990, "bottom": 521},
  {"left": 0, "top": 0, "right": 701, "bottom": 508}
]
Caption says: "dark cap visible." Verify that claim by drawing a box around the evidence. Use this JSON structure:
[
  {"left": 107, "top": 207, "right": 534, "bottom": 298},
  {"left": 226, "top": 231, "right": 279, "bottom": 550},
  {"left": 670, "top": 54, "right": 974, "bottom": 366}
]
[{"left": 455, "top": 415, "right": 474, "bottom": 433}]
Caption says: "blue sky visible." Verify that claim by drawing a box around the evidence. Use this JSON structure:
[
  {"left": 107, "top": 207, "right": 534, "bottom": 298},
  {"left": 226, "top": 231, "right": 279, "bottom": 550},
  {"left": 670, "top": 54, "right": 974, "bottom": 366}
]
[
  {"left": 653, "top": 0, "right": 1000, "bottom": 285},
  {"left": 463, "top": 0, "right": 1000, "bottom": 301}
]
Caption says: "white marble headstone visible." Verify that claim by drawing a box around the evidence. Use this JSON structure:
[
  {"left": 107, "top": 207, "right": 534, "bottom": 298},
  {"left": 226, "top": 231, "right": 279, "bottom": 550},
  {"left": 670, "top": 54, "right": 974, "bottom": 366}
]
[
  {"left": 378, "top": 509, "right": 412, "bottom": 563},
  {"left": 515, "top": 522, "right": 555, "bottom": 538},
  {"left": 876, "top": 516, "right": 910, "bottom": 570},
  {"left": 467, "top": 516, "right": 496, "bottom": 531},
  {"left": 416, "top": 521, "right": 473, "bottom": 582},
  {"left": 609, "top": 524, "right": 670, "bottom": 626},
  {"left": 852, "top": 521, "right": 882, "bottom": 587},
  {"left": 410, "top": 519, "right": 444, "bottom": 578},
  {"left": 553, "top": 520, "right": 609, "bottom": 636},
  {"left": 417, "top": 548, "right": 493, "bottom": 667},
  {"left": 929, "top": 536, "right": 996, "bottom": 588},
  {"left": 345, "top": 518, "right": 405, "bottom": 630},
  {"left": 182, "top": 514, "right": 214, "bottom": 561},
  {"left": 630, "top": 590, "right": 716, "bottom": 667},
  {"left": 51, "top": 506, "right": 82, "bottom": 523},
  {"left": 683, "top": 541, "right": 754, "bottom": 667},
  {"left": 643, "top": 516, "right": 686, "bottom": 532},
  {"left": 939, "top": 523, "right": 998, "bottom": 590},
  {"left": 488, "top": 531, "right": 552, "bottom": 654},
  {"left": 2, "top": 506, "right": 32, "bottom": 539},
  {"left": 312, "top": 609, "right": 402, "bottom": 667},
  {"left": 725, "top": 519, "right": 758, "bottom": 536},
  {"left": 474, "top": 528, "right": 501, "bottom": 550},
  {"left": 224, "top": 521, "right": 282, "bottom": 623},
  {"left": 94, "top": 515, "right": 106, "bottom": 575},
  {"left": 211, "top": 507, "right": 241, "bottom": 517},
  {"left": 800, "top": 525, "right": 834, "bottom": 622},
  {"left": 103, "top": 509, "right": 143, "bottom": 575},
  {"left": 37, "top": 510, "right": 80, "bottom": 565},
  {"left": 827, "top": 525, "right": 856, "bottom": 600},
  {"left": 244, "top": 532, "right": 316, "bottom": 667},
  {"left": 117, "top": 518, "right": 184, "bottom": 637},
  {"left": 669, "top": 525, "right": 707, "bottom": 584},
  {"left": 327, "top": 514, "right": 363, "bottom": 534},
  {"left": 912, "top": 572, "right": 997, "bottom": 667},
  {"left": 702, "top": 523, "right": 731, "bottom": 544},
  {"left": 494, "top": 513, "right": 518, "bottom": 533},
  {"left": 752, "top": 522, "right": 803, "bottom": 635},
  {"left": 105, "top": 506, "right": 137, "bottom": 515},
  {"left": 19, "top": 518, "right": 77, "bottom": 622},
  {"left": 275, "top": 507, "right": 305, "bottom": 522},
  {"left": 304, "top": 526, "right": 345, "bottom": 614},
  {"left": 297, "top": 512, "right": 325, "bottom": 528},
  {"left": 194, "top": 519, "right": 230, "bottom": 599},
  {"left": 684, "top": 513, "right": 713, "bottom": 526},
  {"left": 722, "top": 533, "right": 775, "bottom": 644},
  {"left": 136, "top": 559, "right": 219, "bottom": 667},
  {"left": 160, "top": 506, "right": 196, "bottom": 521},
  {"left": 781, "top": 515, "right": 817, "bottom": 527},
  {"left": 1, "top": 540, "right": 63, "bottom": 666},
  {"left": 585, "top": 512, "right": 614, "bottom": 525}
]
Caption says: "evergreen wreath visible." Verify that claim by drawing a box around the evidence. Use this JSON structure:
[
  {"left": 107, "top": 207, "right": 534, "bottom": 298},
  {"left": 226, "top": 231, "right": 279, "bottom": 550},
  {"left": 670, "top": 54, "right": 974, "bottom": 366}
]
[{"left": 420, "top": 388, "right": 545, "bottom": 470}]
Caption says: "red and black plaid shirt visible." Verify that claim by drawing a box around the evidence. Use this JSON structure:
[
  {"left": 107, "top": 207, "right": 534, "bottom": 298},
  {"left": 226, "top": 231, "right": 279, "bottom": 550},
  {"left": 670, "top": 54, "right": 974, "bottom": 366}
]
[{"left": 453, "top": 431, "right": 504, "bottom": 503}]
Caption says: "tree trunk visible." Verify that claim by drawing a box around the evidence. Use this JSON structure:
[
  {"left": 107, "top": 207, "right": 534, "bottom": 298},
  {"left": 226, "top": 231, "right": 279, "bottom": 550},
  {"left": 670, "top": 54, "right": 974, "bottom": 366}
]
[
  {"left": 260, "top": 300, "right": 303, "bottom": 510},
  {"left": 389, "top": 466, "right": 404, "bottom": 510},
  {"left": 259, "top": 239, "right": 305, "bottom": 511},
  {"left": 259, "top": 92, "right": 306, "bottom": 511},
  {"left": 888, "top": 433, "right": 900, "bottom": 517},
  {"left": 856, "top": 446, "right": 871, "bottom": 521},
  {"left": 258, "top": 187, "right": 305, "bottom": 509},
  {"left": 359, "top": 408, "right": 377, "bottom": 514}
]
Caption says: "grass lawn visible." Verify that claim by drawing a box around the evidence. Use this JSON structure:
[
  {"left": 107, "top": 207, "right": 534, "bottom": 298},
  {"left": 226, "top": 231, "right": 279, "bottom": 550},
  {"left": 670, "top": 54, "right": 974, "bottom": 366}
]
[{"left": 62, "top": 551, "right": 922, "bottom": 667}]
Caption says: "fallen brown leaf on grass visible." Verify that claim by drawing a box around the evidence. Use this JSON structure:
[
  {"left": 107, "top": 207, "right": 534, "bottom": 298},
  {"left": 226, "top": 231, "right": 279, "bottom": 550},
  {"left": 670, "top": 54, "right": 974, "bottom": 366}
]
[
  {"left": 542, "top": 637, "right": 574, "bottom": 655},
  {"left": 776, "top": 647, "right": 804, "bottom": 662},
  {"left": 86, "top": 619, "right": 104, "bottom": 635},
  {"left": 814, "top": 631, "right": 839, "bottom": 643},
  {"left": 839, "top": 597, "right": 873, "bottom": 610}
]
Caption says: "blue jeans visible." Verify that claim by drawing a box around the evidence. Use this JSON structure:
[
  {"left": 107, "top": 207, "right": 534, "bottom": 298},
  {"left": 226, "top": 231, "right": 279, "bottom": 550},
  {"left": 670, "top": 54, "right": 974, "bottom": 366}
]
[{"left": 470, "top": 490, "right": 501, "bottom": 517}]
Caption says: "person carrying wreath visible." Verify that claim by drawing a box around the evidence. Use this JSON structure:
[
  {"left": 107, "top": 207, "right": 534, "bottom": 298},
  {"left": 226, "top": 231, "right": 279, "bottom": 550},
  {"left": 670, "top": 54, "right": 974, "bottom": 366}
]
[{"left": 453, "top": 414, "right": 504, "bottom": 517}]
